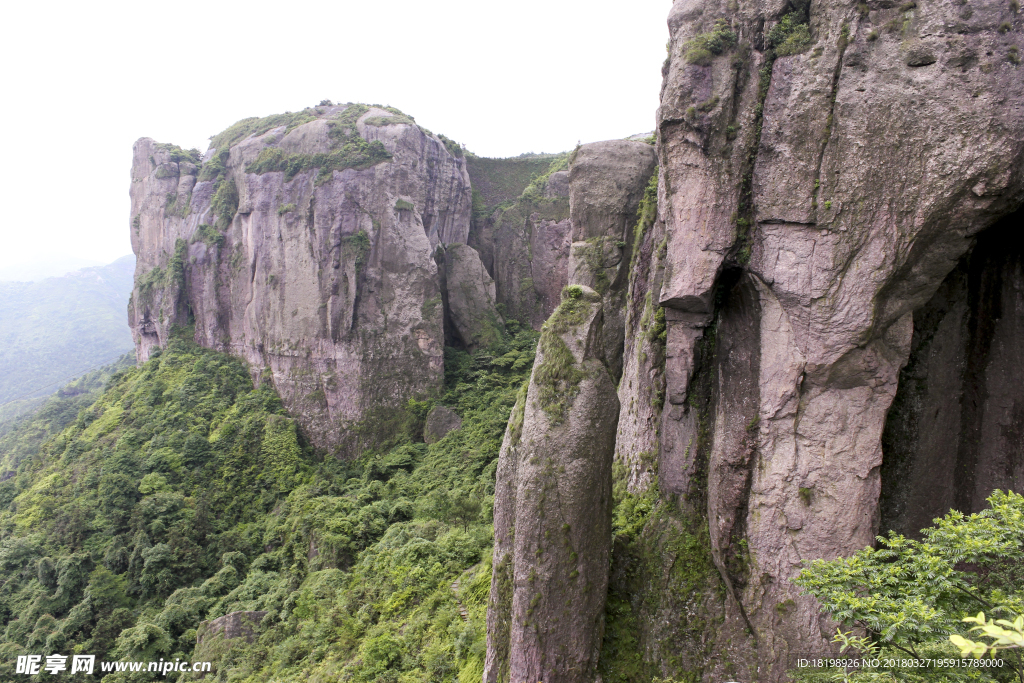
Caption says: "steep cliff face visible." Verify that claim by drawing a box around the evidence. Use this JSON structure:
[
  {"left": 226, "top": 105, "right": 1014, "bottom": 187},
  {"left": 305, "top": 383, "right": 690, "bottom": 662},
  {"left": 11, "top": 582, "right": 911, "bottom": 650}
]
[
  {"left": 636, "top": 0, "right": 1024, "bottom": 675},
  {"left": 881, "top": 209, "right": 1024, "bottom": 538},
  {"left": 485, "top": 286, "right": 619, "bottom": 683},
  {"left": 483, "top": 0, "right": 1024, "bottom": 678},
  {"left": 568, "top": 141, "right": 657, "bottom": 382},
  {"left": 485, "top": 143, "right": 655, "bottom": 683},
  {"left": 468, "top": 155, "right": 573, "bottom": 330},
  {"left": 128, "top": 105, "right": 472, "bottom": 453}
]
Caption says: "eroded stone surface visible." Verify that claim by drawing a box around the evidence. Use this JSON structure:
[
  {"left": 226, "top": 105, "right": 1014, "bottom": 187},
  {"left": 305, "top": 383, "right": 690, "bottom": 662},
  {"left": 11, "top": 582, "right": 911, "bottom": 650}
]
[
  {"left": 128, "top": 105, "right": 472, "bottom": 453},
  {"left": 423, "top": 404, "right": 462, "bottom": 445},
  {"left": 649, "top": 0, "right": 1024, "bottom": 676},
  {"left": 197, "top": 611, "right": 266, "bottom": 645},
  {"left": 485, "top": 287, "right": 618, "bottom": 683},
  {"left": 443, "top": 243, "right": 503, "bottom": 350},
  {"left": 882, "top": 212, "right": 1024, "bottom": 538},
  {"left": 491, "top": 172, "right": 572, "bottom": 329},
  {"left": 568, "top": 141, "right": 657, "bottom": 381}
]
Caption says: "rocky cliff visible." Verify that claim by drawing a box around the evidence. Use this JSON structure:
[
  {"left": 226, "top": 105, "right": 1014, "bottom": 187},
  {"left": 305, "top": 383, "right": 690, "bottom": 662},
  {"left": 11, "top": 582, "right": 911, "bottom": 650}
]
[
  {"left": 483, "top": 0, "right": 1023, "bottom": 678},
  {"left": 484, "top": 141, "right": 655, "bottom": 683},
  {"left": 129, "top": 104, "right": 472, "bottom": 453},
  {"left": 648, "top": 0, "right": 1023, "bottom": 674},
  {"left": 126, "top": 3, "right": 1024, "bottom": 674}
]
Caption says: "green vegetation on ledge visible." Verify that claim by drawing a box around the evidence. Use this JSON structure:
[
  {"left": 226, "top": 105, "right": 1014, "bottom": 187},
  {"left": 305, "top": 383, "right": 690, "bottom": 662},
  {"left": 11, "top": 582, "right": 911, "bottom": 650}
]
[
  {"left": 682, "top": 19, "right": 737, "bottom": 65},
  {"left": 766, "top": 11, "right": 813, "bottom": 57}
]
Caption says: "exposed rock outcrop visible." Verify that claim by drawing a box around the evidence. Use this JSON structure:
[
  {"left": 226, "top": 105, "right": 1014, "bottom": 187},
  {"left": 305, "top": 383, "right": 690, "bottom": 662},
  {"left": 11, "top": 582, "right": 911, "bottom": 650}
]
[
  {"left": 568, "top": 141, "right": 657, "bottom": 381},
  {"left": 196, "top": 610, "right": 266, "bottom": 645},
  {"left": 881, "top": 210, "right": 1024, "bottom": 538},
  {"left": 423, "top": 404, "right": 462, "bottom": 444},
  {"left": 443, "top": 243, "right": 503, "bottom": 350},
  {"left": 485, "top": 286, "right": 618, "bottom": 683},
  {"left": 484, "top": 142, "right": 654, "bottom": 681},
  {"left": 480, "top": 158, "right": 573, "bottom": 330},
  {"left": 128, "top": 105, "right": 472, "bottom": 453},
  {"left": 628, "top": 0, "right": 1024, "bottom": 676}
]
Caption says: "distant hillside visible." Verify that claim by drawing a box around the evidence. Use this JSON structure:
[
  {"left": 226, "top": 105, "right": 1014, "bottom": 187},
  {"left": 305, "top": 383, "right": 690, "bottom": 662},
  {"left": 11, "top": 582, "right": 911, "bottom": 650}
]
[{"left": 0, "top": 255, "right": 136, "bottom": 423}]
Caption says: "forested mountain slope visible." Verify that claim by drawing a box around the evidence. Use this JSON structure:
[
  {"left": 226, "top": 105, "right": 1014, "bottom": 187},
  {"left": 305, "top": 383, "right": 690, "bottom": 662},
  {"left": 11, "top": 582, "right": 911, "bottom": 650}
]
[{"left": 0, "top": 327, "right": 536, "bottom": 682}]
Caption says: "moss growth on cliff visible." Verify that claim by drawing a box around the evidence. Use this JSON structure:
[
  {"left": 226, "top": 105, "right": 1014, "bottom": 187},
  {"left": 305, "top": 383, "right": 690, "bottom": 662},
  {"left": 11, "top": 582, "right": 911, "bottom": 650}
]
[
  {"left": 192, "top": 224, "right": 224, "bottom": 248},
  {"left": 364, "top": 113, "right": 416, "bottom": 127},
  {"left": 438, "top": 133, "right": 463, "bottom": 158},
  {"left": 533, "top": 333, "right": 585, "bottom": 425},
  {"left": 599, "top": 465, "right": 723, "bottom": 682},
  {"left": 164, "top": 191, "right": 191, "bottom": 218},
  {"left": 155, "top": 142, "right": 202, "bottom": 165},
  {"left": 208, "top": 110, "right": 320, "bottom": 152},
  {"left": 531, "top": 286, "right": 600, "bottom": 424},
  {"left": 630, "top": 170, "right": 659, "bottom": 267},
  {"left": 341, "top": 230, "right": 371, "bottom": 274}
]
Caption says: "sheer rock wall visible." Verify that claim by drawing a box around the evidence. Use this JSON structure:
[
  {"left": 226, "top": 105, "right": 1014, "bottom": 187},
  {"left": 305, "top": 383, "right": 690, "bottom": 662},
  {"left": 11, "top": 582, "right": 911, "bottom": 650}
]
[
  {"left": 644, "top": 0, "right": 1024, "bottom": 676},
  {"left": 128, "top": 105, "right": 472, "bottom": 453}
]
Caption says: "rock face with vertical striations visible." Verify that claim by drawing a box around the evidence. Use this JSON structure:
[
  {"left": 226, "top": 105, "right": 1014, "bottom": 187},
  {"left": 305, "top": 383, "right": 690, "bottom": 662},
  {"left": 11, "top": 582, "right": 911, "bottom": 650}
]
[
  {"left": 485, "top": 285, "right": 618, "bottom": 683},
  {"left": 483, "top": 158, "right": 573, "bottom": 330},
  {"left": 484, "top": 142, "right": 654, "bottom": 682},
  {"left": 442, "top": 242, "right": 504, "bottom": 350},
  {"left": 128, "top": 105, "right": 472, "bottom": 454},
  {"left": 606, "top": 0, "right": 1024, "bottom": 677},
  {"left": 567, "top": 141, "right": 657, "bottom": 382}
]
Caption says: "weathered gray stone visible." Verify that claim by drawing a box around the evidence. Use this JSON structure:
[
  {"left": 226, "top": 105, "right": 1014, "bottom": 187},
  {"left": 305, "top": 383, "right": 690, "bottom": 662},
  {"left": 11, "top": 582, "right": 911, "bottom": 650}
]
[
  {"left": 128, "top": 104, "right": 472, "bottom": 453},
  {"left": 644, "top": 0, "right": 1024, "bottom": 676},
  {"left": 423, "top": 404, "right": 462, "bottom": 444},
  {"left": 491, "top": 170, "right": 572, "bottom": 329},
  {"left": 881, "top": 214, "right": 1024, "bottom": 538},
  {"left": 443, "top": 243, "right": 503, "bottom": 350},
  {"left": 485, "top": 286, "right": 619, "bottom": 683},
  {"left": 567, "top": 141, "right": 657, "bottom": 381}
]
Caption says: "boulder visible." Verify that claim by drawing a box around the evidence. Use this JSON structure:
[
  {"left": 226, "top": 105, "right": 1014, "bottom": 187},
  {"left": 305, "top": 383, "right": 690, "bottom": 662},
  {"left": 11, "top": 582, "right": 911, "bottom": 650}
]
[
  {"left": 196, "top": 611, "right": 266, "bottom": 645},
  {"left": 423, "top": 404, "right": 462, "bottom": 444}
]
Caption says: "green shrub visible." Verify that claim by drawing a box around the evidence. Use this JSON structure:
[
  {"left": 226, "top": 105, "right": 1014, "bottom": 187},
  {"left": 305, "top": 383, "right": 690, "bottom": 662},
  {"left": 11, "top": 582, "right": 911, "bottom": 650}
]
[
  {"left": 682, "top": 19, "right": 737, "bottom": 65},
  {"left": 794, "top": 490, "right": 1024, "bottom": 680},
  {"left": 245, "top": 139, "right": 392, "bottom": 184},
  {"left": 192, "top": 223, "right": 224, "bottom": 247},
  {"left": 767, "top": 12, "right": 813, "bottom": 56},
  {"left": 210, "top": 178, "right": 238, "bottom": 230}
]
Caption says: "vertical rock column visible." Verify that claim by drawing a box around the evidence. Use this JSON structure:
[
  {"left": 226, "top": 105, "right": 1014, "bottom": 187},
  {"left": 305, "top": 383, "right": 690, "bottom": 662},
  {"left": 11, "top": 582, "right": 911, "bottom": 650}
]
[
  {"left": 485, "top": 286, "right": 619, "bottom": 683},
  {"left": 485, "top": 141, "right": 656, "bottom": 682},
  {"left": 568, "top": 141, "right": 658, "bottom": 382}
]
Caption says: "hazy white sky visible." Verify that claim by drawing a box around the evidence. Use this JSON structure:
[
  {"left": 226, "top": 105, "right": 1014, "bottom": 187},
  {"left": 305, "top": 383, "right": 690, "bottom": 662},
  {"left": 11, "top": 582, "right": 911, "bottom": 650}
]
[{"left": 0, "top": 0, "right": 670, "bottom": 272}]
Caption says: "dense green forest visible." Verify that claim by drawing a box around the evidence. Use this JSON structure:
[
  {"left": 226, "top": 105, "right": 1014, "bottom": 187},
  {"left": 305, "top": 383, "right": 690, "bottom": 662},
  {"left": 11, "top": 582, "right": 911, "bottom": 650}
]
[
  {"left": 0, "top": 324, "right": 538, "bottom": 682},
  {"left": 0, "top": 256, "right": 135, "bottom": 431}
]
